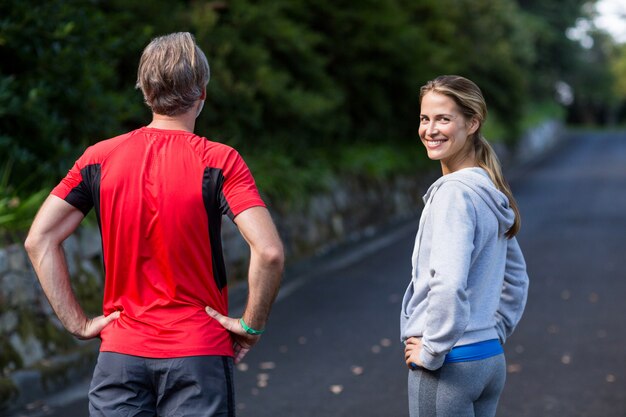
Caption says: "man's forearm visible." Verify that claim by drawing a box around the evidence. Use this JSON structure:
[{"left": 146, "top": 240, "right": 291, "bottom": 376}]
[
  {"left": 25, "top": 195, "right": 116, "bottom": 340},
  {"left": 231, "top": 206, "right": 284, "bottom": 331},
  {"left": 26, "top": 239, "right": 89, "bottom": 337},
  {"left": 242, "top": 246, "right": 284, "bottom": 330}
]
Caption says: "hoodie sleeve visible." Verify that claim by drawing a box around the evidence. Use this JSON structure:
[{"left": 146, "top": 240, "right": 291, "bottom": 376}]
[
  {"left": 494, "top": 237, "right": 529, "bottom": 343},
  {"left": 420, "top": 182, "right": 476, "bottom": 370}
]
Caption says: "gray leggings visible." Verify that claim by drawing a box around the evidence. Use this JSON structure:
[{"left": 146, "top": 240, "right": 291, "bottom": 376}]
[{"left": 408, "top": 354, "right": 506, "bottom": 417}]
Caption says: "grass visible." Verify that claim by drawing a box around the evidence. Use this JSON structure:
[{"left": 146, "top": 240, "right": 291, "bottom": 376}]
[{"left": 0, "top": 160, "right": 49, "bottom": 242}]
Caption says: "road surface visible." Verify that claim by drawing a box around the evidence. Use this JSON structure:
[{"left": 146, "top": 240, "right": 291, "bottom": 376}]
[{"left": 8, "top": 130, "right": 626, "bottom": 416}]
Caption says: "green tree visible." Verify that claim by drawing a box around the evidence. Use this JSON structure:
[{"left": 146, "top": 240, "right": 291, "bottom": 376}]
[
  {"left": 186, "top": 0, "right": 344, "bottom": 155},
  {"left": 410, "top": 0, "right": 536, "bottom": 141},
  {"left": 0, "top": 0, "right": 612, "bottom": 207},
  {"left": 566, "top": 29, "right": 619, "bottom": 124},
  {"left": 611, "top": 43, "right": 626, "bottom": 99},
  {"left": 0, "top": 0, "right": 144, "bottom": 186},
  {"left": 515, "top": 0, "right": 598, "bottom": 99}
]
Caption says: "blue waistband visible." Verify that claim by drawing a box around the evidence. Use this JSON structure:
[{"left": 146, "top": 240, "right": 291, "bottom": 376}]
[{"left": 444, "top": 339, "right": 503, "bottom": 363}]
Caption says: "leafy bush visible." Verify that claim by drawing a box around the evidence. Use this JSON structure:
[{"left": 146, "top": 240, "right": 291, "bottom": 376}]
[{"left": 0, "top": 161, "right": 48, "bottom": 241}]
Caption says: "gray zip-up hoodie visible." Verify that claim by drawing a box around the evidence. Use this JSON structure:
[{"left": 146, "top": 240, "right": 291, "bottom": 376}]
[{"left": 400, "top": 167, "right": 529, "bottom": 370}]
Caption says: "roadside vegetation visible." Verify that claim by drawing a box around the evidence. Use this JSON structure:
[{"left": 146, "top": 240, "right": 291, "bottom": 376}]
[{"left": 1, "top": 0, "right": 625, "bottom": 238}]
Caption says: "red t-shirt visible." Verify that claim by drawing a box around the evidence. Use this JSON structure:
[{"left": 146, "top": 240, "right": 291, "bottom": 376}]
[{"left": 51, "top": 127, "right": 265, "bottom": 358}]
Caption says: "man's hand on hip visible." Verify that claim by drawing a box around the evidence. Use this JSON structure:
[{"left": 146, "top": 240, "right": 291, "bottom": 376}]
[
  {"left": 205, "top": 307, "right": 260, "bottom": 364},
  {"left": 75, "top": 311, "right": 121, "bottom": 340}
]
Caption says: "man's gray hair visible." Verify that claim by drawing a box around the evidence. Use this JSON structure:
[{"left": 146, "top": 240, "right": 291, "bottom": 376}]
[{"left": 136, "top": 32, "right": 210, "bottom": 116}]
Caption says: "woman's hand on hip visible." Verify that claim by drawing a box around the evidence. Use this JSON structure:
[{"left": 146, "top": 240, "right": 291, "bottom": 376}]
[{"left": 405, "top": 337, "right": 424, "bottom": 370}]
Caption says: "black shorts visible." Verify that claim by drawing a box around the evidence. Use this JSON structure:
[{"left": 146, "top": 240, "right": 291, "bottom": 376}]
[{"left": 89, "top": 352, "right": 235, "bottom": 417}]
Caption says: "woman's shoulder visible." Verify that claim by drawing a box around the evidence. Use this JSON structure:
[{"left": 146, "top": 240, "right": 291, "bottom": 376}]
[
  {"left": 433, "top": 168, "right": 498, "bottom": 199},
  {"left": 428, "top": 181, "right": 478, "bottom": 219},
  {"left": 431, "top": 176, "right": 480, "bottom": 200}
]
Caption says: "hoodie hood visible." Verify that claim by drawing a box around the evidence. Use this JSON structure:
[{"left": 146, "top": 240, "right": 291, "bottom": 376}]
[{"left": 423, "top": 167, "right": 515, "bottom": 235}]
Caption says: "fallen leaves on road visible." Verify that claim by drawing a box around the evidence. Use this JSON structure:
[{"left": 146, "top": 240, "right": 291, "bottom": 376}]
[
  {"left": 257, "top": 373, "right": 270, "bottom": 388},
  {"left": 351, "top": 365, "right": 364, "bottom": 375},
  {"left": 329, "top": 385, "right": 344, "bottom": 394},
  {"left": 561, "top": 353, "right": 572, "bottom": 365},
  {"left": 507, "top": 363, "right": 522, "bottom": 373}
]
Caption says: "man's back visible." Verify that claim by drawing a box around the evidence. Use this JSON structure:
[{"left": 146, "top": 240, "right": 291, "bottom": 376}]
[{"left": 52, "top": 126, "right": 265, "bottom": 357}]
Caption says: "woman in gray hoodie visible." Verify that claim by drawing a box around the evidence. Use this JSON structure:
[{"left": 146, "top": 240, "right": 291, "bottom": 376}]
[{"left": 401, "top": 75, "right": 529, "bottom": 417}]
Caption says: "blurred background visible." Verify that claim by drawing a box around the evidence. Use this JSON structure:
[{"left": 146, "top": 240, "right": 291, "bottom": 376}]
[
  {"left": 1, "top": 0, "right": 625, "bottom": 415},
  {"left": 2, "top": 0, "right": 626, "bottom": 220}
]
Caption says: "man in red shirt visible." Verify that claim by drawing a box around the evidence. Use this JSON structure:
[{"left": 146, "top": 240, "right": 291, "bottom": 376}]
[{"left": 25, "top": 32, "right": 284, "bottom": 417}]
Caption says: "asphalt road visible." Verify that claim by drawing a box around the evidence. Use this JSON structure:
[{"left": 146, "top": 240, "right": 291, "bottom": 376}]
[{"left": 9, "top": 130, "right": 626, "bottom": 416}]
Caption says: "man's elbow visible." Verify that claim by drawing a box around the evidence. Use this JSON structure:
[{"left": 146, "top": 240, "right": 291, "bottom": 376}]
[
  {"left": 24, "top": 232, "right": 40, "bottom": 256},
  {"left": 260, "top": 243, "right": 285, "bottom": 271},
  {"left": 24, "top": 230, "right": 49, "bottom": 258}
]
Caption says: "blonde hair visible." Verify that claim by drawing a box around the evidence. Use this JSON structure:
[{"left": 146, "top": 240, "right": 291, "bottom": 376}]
[
  {"left": 136, "top": 32, "right": 210, "bottom": 116},
  {"left": 420, "top": 75, "right": 521, "bottom": 238}
]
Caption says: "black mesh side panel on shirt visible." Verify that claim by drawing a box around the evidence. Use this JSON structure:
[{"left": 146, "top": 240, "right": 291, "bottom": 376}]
[
  {"left": 202, "top": 167, "right": 230, "bottom": 291},
  {"left": 66, "top": 164, "right": 104, "bottom": 274},
  {"left": 65, "top": 164, "right": 101, "bottom": 218}
]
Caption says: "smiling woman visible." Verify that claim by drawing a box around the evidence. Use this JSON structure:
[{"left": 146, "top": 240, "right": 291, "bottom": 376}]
[{"left": 401, "top": 75, "right": 529, "bottom": 417}]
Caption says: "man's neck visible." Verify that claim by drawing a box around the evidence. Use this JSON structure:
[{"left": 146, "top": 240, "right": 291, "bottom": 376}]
[{"left": 147, "top": 111, "right": 196, "bottom": 133}]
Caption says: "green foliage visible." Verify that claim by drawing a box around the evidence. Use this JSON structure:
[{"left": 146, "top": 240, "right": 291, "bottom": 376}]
[
  {"left": 515, "top": 0, "right": 596, "bottom": 98},
  {"left": 521, "top": 101, "right": 566, "bottom": 129},
  {"left": 247, "top": 150, "right": 333, "bottom": 207},
  {"left": 482, "top": 115, "right": 510, "bottom": 144},
  {"left": 0, "top": 160, "right": 47, "bottom": 240},
  {"left": 337, "top": 142, "right": 427, "bottom": 179},
  {"left": 190, "top": 0, "right": 346, "bottom": 153},
  {"left": 295, "top": 0, "right": 428, "bottom": 144},
  {"left": 0, "top": 189, "right": 47, "bottom": 233},
  {"left": 247, "top": 141, "right": 429, "bottom": 208},
  {"left": 417, "top": 0, "right": 535, "bottom": 141},
  {"left": 566, "top": 29, "right": 620, "bottom": 124},
  {"left": 612, "top": 44, "right": 626, "bottom": 99},
  {"left": 0, "top": 0, "right": 622, "bottom": 228},
  {"left": 0, "top": 0, "right": 155, "bottom": 186},
  {"left": 483, "top": 100, "right": 566, "bottom": 144}
]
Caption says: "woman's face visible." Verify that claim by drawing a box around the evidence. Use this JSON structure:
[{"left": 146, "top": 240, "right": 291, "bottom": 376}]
[{"left": 418, "top": 92, "right": 478, "bottom": 173}]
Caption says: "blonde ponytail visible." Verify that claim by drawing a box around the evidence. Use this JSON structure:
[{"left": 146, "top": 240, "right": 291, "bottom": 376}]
[{"left": 474, "top": 135, "right": 520, "bottom": 238}]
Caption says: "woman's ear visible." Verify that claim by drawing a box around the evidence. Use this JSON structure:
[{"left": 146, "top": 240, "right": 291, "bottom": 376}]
[{"left": 468, "top": 117, "right": 480, "bottom": 136}]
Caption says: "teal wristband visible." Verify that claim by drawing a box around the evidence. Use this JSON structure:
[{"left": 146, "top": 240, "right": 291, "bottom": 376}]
[{"left": 240, "top": 318, "right": 265, "bottom": 335}]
